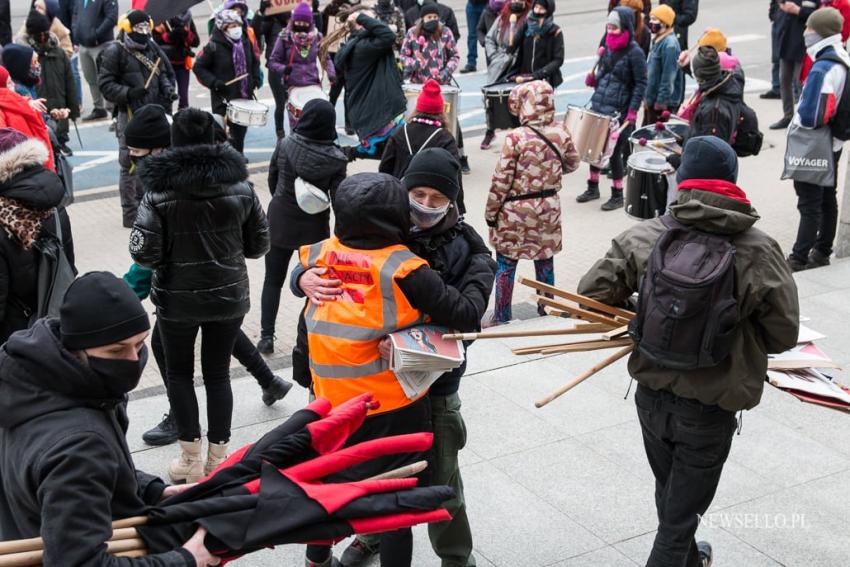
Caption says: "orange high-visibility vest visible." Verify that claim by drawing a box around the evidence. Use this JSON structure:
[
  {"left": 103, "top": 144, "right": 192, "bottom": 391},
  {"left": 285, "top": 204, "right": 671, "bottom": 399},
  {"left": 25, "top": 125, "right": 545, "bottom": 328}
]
[{"left": 300, "top": 236, "right": 429, "bottom": 415}]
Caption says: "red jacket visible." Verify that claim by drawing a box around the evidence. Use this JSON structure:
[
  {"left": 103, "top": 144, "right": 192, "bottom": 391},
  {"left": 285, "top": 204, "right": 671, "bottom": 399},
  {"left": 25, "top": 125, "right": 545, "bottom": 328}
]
[{"left": 0, "top": 89, "right": 55, "bottom": 172}]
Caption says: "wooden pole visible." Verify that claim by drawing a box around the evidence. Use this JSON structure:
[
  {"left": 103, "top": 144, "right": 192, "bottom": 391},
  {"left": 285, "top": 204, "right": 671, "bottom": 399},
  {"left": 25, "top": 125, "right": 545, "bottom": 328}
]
[
  {"left": 518, "top": 277, "right": 635, "bottom": 321},
  {"left": 534, "top": 345, "right": 634, "bottom": 408},
  {"left": 602, "top": 325, "right": 630, "bottom": 341},
  {"left": 143, "top": 58, "right": 161, "bottom": 90},
  {"left": 536, "top": 297, "right": 624, "bottom": 327},
  {"left": 366, "top": 460, "right": 427, "bottom": 481},
  {"left": 225, "top": 73, "right": 250, "bottom": 86},
  {"left": 513, "top": 338, "right": 632, "bottom": 356},
  {"left": 443, "top": 323, "right": 611, "bottom": 341}
]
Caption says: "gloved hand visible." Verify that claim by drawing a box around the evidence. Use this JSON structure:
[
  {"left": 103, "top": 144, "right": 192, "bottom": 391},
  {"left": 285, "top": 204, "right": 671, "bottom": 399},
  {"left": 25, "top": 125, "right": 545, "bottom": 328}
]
[
  {"left": 585, "top": 73, "right": 597, "bottom": 88},
  {"left": 128, "top": 86, "right": 147, "bottom": 102},
  {"left": 666, "top": 153, "right": 682, "bottom": 170},
  {"left": 168, "top": 89, "right": 179, "bottom": 102},
  {"left": 213, "top": 80, "right": 227, "bottom": 93},
  {"left": 626, "top": 108, "right": 637, "bottom": 124}
]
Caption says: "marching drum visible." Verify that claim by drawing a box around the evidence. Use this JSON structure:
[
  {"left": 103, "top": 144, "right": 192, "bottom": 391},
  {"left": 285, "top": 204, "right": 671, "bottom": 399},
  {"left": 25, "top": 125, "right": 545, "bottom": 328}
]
[
  {"left": 481, "top": 82, "right": 520, "bottom": 131},
  {"left": 563, "top": 106, "right": 613, "bottom": 165},
  {"left": 226, "top": 99, "right": 269, "bottom": 127},
  {"left": 625, "top": 152, "right": 675, "bottom": 220},
  {"left": 404, "top": 83, "right": 460, "bottom": 137},
  {"left": 287, "top": 85, "right": 329, "bottom": 124},
  {"left": 628, "top": 122, "right": 688, "bottom": 154}
]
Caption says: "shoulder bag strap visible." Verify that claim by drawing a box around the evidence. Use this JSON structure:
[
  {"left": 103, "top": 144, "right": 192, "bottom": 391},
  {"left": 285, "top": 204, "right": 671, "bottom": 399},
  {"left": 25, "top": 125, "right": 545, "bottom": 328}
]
[{"left": 522, "top": 123, "right": 565, "bottom": 171}]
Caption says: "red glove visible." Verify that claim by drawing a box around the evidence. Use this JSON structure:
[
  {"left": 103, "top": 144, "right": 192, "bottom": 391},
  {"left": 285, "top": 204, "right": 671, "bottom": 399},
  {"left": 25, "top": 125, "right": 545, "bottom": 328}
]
[
  {"left": 626, "top": 109, "right": 637, "bottom": 124},
  {"left": 585, "top": 73, "right": 597, "bottom": 88}
]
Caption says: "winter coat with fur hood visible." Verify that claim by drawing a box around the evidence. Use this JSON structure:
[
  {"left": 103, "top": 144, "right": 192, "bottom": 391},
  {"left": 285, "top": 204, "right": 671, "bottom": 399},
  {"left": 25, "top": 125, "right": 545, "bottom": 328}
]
[
  {"left": 0, "top": 138, "right": 74, "bottom": 344},
  {"left": 130, "top": 143, "right": 270, "bottom": 323},
  {"left": 485, "top": 80, "right": 579, "bottom": 260}
]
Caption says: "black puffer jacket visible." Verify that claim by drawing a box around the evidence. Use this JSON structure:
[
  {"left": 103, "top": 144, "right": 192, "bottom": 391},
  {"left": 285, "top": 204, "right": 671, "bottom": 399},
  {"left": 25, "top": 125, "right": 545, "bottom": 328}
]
[
  {"left": 406, "top": 208, "right": 496, "bottom": 396},
  {"left": 97, "top": 38, "right": 176, "bottom": 114},
  {"left": 0, "top": 139, "right": 75, "bottom": 344},
  {"left": 267, "top": 133, "right": 347, "bottom": 249},
  {"left": 334, "top": 15, "right": 406, "bottom": 139},
  {"left": 193, "top": 27, "right": 262, "bottom": 116},
  {"left": 590, "top": 6, "right": 647, "bottom": 117},
  {"left": 0, "top": 319, "right": 192, "bottom": 566},
  {"left": 686, "top": 71, "right": 745, "bottom": 144},
  {"left": 130, "top": 144, "right": 270, "bottom": 323}
]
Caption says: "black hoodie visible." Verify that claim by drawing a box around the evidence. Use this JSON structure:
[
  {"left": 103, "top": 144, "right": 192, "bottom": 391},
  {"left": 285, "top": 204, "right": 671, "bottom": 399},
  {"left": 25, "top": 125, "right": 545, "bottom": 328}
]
[
  {"left": 0, "top": 319, "right": 192, "bottom": 566},
  {"left": 0, "top": 138, "right": 75, "bottom": 343},
  {"left": 130, "top": 143, "right": 270, "bottom": 323}
]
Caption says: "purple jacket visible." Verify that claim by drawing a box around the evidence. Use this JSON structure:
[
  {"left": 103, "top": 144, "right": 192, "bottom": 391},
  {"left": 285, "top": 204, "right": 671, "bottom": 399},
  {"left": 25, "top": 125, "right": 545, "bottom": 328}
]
[{"left": 269, "top": 30, "right": 335, "bottom": 88}]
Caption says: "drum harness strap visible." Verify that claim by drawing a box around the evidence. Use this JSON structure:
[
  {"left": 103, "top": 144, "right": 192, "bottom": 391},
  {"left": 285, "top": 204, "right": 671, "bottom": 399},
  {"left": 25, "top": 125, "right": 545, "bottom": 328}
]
[
  {"left": 122, "top": 44, "right": 161, "bottom": 81},
  {"left": 404, "top": 124, "right": 443, "bottom": 156}
]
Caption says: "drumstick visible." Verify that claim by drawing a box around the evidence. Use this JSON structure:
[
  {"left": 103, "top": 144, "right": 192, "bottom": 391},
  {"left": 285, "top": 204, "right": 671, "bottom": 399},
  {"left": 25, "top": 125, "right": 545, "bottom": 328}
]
[
  {"left": 508, "top": 14, "right": 517, "bottom": 47},
  {"left": 638, "top": 138, "right": 681, "bottom": 157},
  {"left": 143, "top": 57, "right": 161, "bottom": 90},
  {"left": 660, "top": 109, "right": 690, "bottom": 125},
  {"left": 534, "top": 345, "right": 634, "bottom": 408},
  {"left": 225, "top": 73, "right": 250, "bottom": 86},
  {"left": 655, "top": 121, "right": 683, "bottom": 144}
]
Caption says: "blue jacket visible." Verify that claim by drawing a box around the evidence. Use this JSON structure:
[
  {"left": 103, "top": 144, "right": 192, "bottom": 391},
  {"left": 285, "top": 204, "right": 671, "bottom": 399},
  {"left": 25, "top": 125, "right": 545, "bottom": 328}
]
[
  {"left": 795, "top": 43, "right": 848, "bottom": 130},
  {"left": 590, "top": 7, "right": 647, "bottom": 117},
  {"left": 645, "top": 32, "right": 684, "bottom": 108}
]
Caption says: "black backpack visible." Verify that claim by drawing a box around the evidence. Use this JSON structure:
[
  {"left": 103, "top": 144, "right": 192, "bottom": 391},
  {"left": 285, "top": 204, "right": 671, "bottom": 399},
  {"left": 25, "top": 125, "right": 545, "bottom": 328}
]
[
  {"left": 34, "top": 212, "right": 76, "bottom": 319},
  {"left": 818, "top": 53, "right": 850, "bottom": 141},
  {"left": 628, "top": 216, "right": 739, "bottom": 370},
  {"left": 732, "top": 101, "right": 763, "bottom": 157}
]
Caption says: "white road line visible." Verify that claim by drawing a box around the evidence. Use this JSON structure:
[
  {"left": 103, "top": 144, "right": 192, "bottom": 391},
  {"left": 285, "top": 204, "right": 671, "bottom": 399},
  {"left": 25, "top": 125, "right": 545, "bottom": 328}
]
[{"left": 71, "top": 152, "right": 119, "bottom": 173}]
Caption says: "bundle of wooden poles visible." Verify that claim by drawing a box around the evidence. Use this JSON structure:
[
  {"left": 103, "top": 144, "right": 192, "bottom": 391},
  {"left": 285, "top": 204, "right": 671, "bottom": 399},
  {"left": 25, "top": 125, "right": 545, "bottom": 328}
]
[
  {"left": 443, "top": 278, "right": 636, "bottom": 409},
  {"left": 0, "top": 461, "right": 427, "bottom": 566}
]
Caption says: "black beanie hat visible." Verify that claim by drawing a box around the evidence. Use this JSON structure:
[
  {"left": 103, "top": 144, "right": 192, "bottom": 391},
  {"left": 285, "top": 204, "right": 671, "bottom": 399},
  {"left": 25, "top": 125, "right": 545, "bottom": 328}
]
[
  {"left": 60, "top": 272, "right": 150, "bottom": 350},
  {"left": 125, "top": 104, "right": 171, "bottom": 149},
  {"left": 403, "top": 147, "right": 460, "bottom": 202},
  {"left": 126, "top": 9, "right": 151, "bottom": 28},
  {"left": 1, "top": 44, "right": 36, "bottom": 86},
  {"left": 171, "top": 107, "right": 216, "bottom": 147},
  {"left": 677, "top": 135, "right": 738, "bottom": 183},
  {"left": 26, "top": 10, "right": 51, "bottom": 36},
  {"left": 691, "top": 45, "right": 722, "bottom": 84},
  {"left": 420, "top": 2, "right": 440, "bottom": 18},
  {"left": 293, "top": 99, "right": 337, "bottom": 142}
]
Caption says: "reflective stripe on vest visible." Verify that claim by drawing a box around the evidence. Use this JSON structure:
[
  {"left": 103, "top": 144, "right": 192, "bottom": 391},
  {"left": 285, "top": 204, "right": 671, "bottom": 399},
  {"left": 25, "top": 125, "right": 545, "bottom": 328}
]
[{"left": 300, "top": 237, "right": 428, "bottom": 414}]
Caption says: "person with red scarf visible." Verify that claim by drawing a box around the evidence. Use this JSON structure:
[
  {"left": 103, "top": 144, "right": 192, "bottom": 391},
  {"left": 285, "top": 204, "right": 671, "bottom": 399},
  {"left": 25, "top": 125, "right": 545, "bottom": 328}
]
[{"left": 0, "top": 65, "right": 54, "bottom": 171}]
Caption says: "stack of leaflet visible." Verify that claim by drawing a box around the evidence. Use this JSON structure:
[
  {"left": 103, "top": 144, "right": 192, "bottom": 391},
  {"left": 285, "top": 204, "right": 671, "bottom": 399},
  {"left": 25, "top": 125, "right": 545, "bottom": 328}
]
[
  {"left": 767, "top": 324, "right": 850, "bottom": 412},
  {"left": 389, "top": 324, "right": 465, "bottom": 400}
]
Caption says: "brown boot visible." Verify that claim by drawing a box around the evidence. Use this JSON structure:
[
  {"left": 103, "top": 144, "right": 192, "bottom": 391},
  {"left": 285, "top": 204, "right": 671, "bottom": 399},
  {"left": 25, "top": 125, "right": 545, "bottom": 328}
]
[
  {"left": 168, "top": 439, "right": 204, "bottom": 484},
  {"left": 205, "top": 441, "right": 229, "bottom": 477}
]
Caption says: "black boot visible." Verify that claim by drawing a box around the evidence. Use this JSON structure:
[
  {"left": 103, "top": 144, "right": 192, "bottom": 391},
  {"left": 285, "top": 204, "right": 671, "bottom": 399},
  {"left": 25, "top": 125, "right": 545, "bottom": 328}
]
[
  {"left": 807, "top": 249, "right": 831, "bottom": 269},
  {"left": 576, "top": 182, "right": 600, "bottom": 203},
  {"left": 601, "top": 189, "right": 624, "bottom": 211},
  {"left": 787, "top": 254, "right": 809, "bottom": 272},
  {"left": 460, "top": 155, "right": 471, "bottom": 174},
  {"left": 261, "top": 375, "right": 293, "bottom": 406},
  {"left": 142, "top": 412, "right": 179, "bottom": 446},
  {"left": 256, "top": 335, "right": 274, "bottom": 355},
  {"left": 339, "top": 537, "right": 380, "bottom": 567}
]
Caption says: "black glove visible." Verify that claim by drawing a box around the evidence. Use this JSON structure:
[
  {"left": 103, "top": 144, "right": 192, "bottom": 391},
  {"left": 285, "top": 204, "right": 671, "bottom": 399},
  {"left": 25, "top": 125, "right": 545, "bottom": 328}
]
[
  {"left": 169, "top": 89, "right": 178, "bottom": 101},
  {"left": 128, "top": 86, "right": 147, "bottom": 102},
  {"left": 213, "top": 80, "right": 227, "bottom": 93},
  {"left": 666, "top": 153, "right": 682, "bottom": 170}
]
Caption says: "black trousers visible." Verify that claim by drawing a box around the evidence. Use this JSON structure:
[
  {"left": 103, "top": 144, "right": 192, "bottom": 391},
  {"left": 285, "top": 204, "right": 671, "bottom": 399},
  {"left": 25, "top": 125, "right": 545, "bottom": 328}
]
[
  {"left": 635, "top": 384, "right": 736, "bottom": 567},
  {"left": 226, "top": 119, "right": 248, "bottom": 153},
  {"left": 268, "top": 67, "right": 288, "bottom": 133},
  {"left": 260, "top": 245, "right": 296, "bottom": 338},
  {"left": 151, "top": 321, "right": 275, "bottom": 392},
  {"left": 791, "top": 149, "right": 842, "bottom": 263},
  {"left": 590, "top": 122, "right": 634, "bottom": 181},
  {"left": 159, "top": 317, "right": 244, "bottom": 443}
]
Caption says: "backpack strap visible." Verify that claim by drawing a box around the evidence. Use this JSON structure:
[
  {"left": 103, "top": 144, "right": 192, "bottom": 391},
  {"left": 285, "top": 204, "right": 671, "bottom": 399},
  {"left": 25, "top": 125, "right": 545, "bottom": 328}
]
[{"left": 404, "top": 124, "right": 443, "bottom": 157}]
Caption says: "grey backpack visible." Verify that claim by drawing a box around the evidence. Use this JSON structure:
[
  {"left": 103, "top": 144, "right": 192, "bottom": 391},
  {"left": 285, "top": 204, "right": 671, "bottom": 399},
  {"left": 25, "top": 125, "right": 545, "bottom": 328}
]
[{"left": 628, "top": 216, "right": 739, "bottom": 370}]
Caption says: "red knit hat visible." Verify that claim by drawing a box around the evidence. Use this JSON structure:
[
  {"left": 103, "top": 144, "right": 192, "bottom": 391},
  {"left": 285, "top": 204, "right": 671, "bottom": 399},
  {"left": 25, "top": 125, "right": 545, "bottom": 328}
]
[
  {"left": 416, "top": 80, "right": 444, "bottom": 115},
  {"left": 0, "top": 66, "right": 9, "bottom": 89}
]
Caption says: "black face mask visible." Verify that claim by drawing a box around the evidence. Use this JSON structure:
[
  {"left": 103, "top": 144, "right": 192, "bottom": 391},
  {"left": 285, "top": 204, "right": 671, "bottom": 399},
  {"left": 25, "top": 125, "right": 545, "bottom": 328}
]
[
  {"left": 128, "top": 31, "right": 149, "bottom": 45},
  {"left": 422, "top": 20, "right": 439, "bottom": 33},
  {"left": 510, "top": 3, "right": 525, "bottom": 13},
  {"left": 648, "top": 22, "right": 662, "bottom": 34},
  {"left": 88, "top": 345, "right": 148, "bottom": 399}
]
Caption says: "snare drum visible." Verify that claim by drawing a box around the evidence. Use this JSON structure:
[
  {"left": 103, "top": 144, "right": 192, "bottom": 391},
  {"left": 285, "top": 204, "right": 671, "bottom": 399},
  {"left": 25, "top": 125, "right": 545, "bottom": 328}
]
[
  {"left": 226, "top": 99, "right": 269, "bottom": 127},
  {"left": 625, "top": 152, "right": 674, "bottom": 220},
  {"left": 404, "top": 83, "right": 460, "bottom": 137},
  {"left": 481, "top": 83, "right": 520, "bottom": 131},
  {"left": 629, "top": 122, "right": 687, "bottom": 154},
  {"left": 287, "top": 85, "right": 329, "bottom": 123},
  {"left": 564, "top": 106, "right": 613, "bottom": 165}
]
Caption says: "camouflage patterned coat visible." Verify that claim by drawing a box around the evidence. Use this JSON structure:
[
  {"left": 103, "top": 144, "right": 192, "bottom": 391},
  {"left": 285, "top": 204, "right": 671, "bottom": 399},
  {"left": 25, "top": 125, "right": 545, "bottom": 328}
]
[{"left": 485, "top": 80, "right": 580, "bottom": 260}]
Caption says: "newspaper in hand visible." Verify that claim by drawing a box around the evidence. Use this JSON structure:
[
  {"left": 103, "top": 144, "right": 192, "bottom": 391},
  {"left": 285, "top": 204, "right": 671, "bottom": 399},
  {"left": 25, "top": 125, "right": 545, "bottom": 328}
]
[{"left": 388, "top": 325, "right": 465, "bottom": 399}]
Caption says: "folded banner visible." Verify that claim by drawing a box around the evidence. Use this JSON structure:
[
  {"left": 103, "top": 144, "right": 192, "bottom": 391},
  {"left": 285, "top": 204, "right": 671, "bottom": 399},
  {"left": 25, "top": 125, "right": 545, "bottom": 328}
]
[{"left": 781, "top": 123, "right": 835, "bottom": 187}]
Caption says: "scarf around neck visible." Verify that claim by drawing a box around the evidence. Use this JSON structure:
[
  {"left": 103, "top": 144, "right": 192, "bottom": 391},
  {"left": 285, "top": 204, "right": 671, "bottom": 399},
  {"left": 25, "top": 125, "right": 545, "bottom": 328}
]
[
  {"left": 226, "top": 33, "right": 249, "bottom": 98},
  {"left": 526, "top": 15, "right": 554, "bottom": 36},
  {"left": 0, "top": 196, "right": 52, "bottom": 250}
]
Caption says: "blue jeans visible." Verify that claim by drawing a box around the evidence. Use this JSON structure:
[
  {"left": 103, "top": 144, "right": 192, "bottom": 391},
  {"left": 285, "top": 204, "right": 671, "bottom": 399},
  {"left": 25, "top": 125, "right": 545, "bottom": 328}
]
[{"left": 465, "top": 2, "right": 485, "bottom": 67}]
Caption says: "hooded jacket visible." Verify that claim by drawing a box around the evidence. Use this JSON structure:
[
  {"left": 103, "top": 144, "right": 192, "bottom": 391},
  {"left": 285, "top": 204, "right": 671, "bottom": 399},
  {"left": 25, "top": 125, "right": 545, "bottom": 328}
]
[
  {"left": 485, "top": 80, "right": 580, "bottom": 260},
  {"left": 193, "top": 27, "right": 262, "bottom": 116},
  {"left": 267, "top": 132, "right": 347, "bottom": 249},
  {"left": 509, "top": 0, "right": 564, "bottom": 87},
  {"left": 577, "top": 187, "right": 800, "bottom": 412},
  {"left": 686, "top": 71, "right": 745, "bottom": 144},
  {"left": 130, "top": 144, "right": 270, "bottom": 323},
  {"left": 794, "top": 37, "right": 849, "bottom": 152},
  {"left": 0, "top": 139, "right": 74, "bottom": 344},
  {"left": 18, "top": 33, "right": 79, "bottom": 120},
  {"left": 0, "top": 319, "right": 192, "bottom": 566},
  {"left": 590, "top": 6, "right": 647, "bottom": 117},
  {"left": 98, "top": 37, "right": 176, "bottom": 114},
  {"left": 334, "top": 14, "right": 407, "bottom": 139},
  {"left": 14, "top": 15, "right": 74, "bottom": 58},
  {"left": 70, "top": 0, "right": 117, "bottom": 48}
]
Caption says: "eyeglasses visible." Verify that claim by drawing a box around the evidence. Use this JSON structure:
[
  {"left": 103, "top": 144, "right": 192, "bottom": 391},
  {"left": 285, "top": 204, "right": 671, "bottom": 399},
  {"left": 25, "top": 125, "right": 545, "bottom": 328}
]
[{"left": 132, "top": 22, "right": 151, "bottom": 34}]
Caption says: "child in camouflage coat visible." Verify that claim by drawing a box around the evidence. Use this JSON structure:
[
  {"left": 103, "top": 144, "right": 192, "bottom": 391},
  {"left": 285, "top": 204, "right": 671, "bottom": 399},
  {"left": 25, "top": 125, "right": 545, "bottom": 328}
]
[{"left": 484, "top": 80, "right": 580, "bottom": 323}]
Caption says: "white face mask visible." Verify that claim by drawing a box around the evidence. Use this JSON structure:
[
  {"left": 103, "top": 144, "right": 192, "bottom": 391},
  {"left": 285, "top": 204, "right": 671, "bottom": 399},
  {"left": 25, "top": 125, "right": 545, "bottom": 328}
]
[
  {"left": 409, "top": 196, "right": 450, "bottom": 229},
  {"left": 226, "top": 26, "right": 243, "bottom": 40}
]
